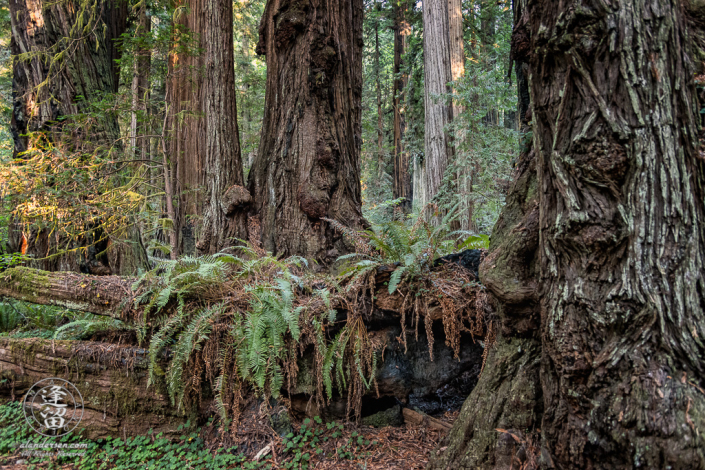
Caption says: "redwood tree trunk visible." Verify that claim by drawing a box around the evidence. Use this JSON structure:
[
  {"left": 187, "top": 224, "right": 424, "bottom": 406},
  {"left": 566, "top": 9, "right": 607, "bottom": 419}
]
[
  {"left": 196, "top": 0, "right": 249, "bottom": 254},
  {"left": 431, "top": 0, "right": 705, "bottom": 468},
  {"left": 9, "top": 0, "right": 127, "bottom": 272},
  {"left": 422, "top": 0, "right": 453, "bottom": 209},
  {"left": 447, "top": 0, "right": 466, "bottom": 230},
  {"left": 375, "top": 1, "right": 385, "bottom": 180},
  {"left": 533, "top": 0, "right": 705, "bottom": 466},
  {"left": 447, "top": 0, "right": 463, "bottom": 118},
  {"left": 167, "top": 0, "right": 248, "bottom": 255},
  {"left": 130, "top": 7, "right": 151, "bottom": 163},
  {"left": 167, "top": 0, "right": 206, "bottom": 256},
  {"left": 480, "top": 1, "right": 497, "bottom": 125},
  {"left": 248, "top": 0, "right": 366, "bottom": 263},
  {"left": 392, "top": 0, "right": 411, "bottom": 212},
  {"left": 10, "top": 0, "right": 126, "bottom": 155}
]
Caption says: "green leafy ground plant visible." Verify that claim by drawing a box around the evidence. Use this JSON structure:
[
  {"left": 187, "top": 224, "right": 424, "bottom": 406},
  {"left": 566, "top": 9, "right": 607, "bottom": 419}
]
[{"left": 0, "top": 402, "right": 272, "bottom": 470}]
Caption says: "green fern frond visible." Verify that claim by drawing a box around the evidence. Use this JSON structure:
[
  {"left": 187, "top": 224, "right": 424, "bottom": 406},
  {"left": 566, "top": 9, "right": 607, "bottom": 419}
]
[
  {"left": 388, "top": 266, "right": 408, "bottom": 294},
  {"left": 147, "top": 305, "right": 188, "bottom": 388},
  {"left": 457, "top": 234, "right": 490, "bottom": 250},
  {"left": 336, "top": 252, "right": 371, "bottom": 262},
  {"left": 52, "top": 316, "right": 128, "bottom": 340}
]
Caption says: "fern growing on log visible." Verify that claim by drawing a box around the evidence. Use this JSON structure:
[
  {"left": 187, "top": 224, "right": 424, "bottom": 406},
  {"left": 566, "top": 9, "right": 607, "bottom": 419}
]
[
  {"left": 130, "top": 236, "right": 484, "bottom": 429},
  {"left": 233, "top": 274, "right": 303, "bottom": 397},
  {"left": 331, "top": 206, "right": 489, "bottom": 358},
  {"left": 167, "top": 303, "right": 225, "bottom": 409},
  {"left": 53, "top": 314, "right": 137, "bottom": 341},
  {"left": 335, "top": 203, "right": 489, "bottom": 294}
]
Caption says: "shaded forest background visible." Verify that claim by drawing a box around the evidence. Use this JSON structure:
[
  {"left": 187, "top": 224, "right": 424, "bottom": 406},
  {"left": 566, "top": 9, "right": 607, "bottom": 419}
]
[{"left": 0, "top": 0, "right": 516, "bottom": 267}]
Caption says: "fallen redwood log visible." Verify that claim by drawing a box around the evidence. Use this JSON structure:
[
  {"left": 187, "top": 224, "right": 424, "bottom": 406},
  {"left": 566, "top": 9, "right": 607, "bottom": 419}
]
[
  {"left": 0, "top": 267, "right": 133, "bottom": 318},
  {"left": 0, "top": 337, "right": 192, "bottom": 439},
  {"left": 0, "top": 257, "right": 486, "bottom": 437},
  {"left": 1, "top": 332, "right": 481, "bottom": 439},
  {"left": 0, "top": 262, "right": 478, "bottom": 323}
]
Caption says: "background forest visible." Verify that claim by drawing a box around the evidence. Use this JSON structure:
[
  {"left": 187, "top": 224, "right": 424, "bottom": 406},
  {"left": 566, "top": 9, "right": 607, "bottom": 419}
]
[
  {"left": 0, "top": 0, "right": 517, "bottom": 267},
  {"left": 0, "top": 0, "right": 518, "bottom": 462}
]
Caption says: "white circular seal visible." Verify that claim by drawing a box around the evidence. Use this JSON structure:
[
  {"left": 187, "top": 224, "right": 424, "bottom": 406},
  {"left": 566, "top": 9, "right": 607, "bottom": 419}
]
[{"left": 22, "top": 378, "right": 84, "bottom": 437}]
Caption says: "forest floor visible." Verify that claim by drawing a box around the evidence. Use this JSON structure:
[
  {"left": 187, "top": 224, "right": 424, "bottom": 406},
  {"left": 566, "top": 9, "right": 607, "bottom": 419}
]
[{"left": 0, "top": 407, "right": 458, "bottom": 470}]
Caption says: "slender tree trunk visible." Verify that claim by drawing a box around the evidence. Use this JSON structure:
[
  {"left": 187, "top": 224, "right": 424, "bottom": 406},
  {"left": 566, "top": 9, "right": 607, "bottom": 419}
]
[
  {"left": 196, "top": 0, "right": 249, "bottom": 254},
  {"left": 130, "top": 7, "right": 151, "bottom": 163},
  {"left": 480, "top": 1, "right": 497, "bottom": 126},
  {"left": 412, "top": 152, "right": 427, "bottom": 210},
  {"left": 248, "top": 0, "right": 367, "bottom": 263},
  {"left": 422, "top": 0, "right": 453, "bottom": 212},
  {"left": 447, "top": 0, "right": 464, "bottom": 119},
  {"left": 375, "top": 1, "right": 385, "bottom": 180},
  {"left": 392, "top": 0, "right": 411, "bottom": 212},
  {"left": 167, "top": 0, "right": 206, "bottom": 256},
  {"left": 241, "top": 35, "right": 254, "bottom": 171},
  {"left": 447, "top": 0, "right": 468, "bottom": 230},
  {"left": 130, "top": 0, "right": 151, "bottom": 282},
  {"left": 503, "top": 2, "right": 518, "bottom": 133},
  {"left": 431, "top": 0, "right": 705, "bottom": 468},
  {"left": 161, "top": 93, "right": 180, "bottom": 260}
]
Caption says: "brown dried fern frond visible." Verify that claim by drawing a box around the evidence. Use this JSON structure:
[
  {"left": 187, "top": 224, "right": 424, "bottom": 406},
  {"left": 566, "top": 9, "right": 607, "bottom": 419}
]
[
  {"left": 480, "top": 320, "right": 497, "bottom": 376},
  {"left": 247, "top": 216, "right": 267, "bottom": 258},
  {"left": 321, "top": 217, "right": 372, "bottom": 255},
  {"left": 409, "top": 203, "right": 437, "bottom": 238}
]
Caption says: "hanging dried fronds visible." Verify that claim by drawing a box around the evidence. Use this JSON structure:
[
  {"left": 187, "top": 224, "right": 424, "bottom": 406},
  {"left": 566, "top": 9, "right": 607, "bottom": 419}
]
[{"left": 128, "top": 218, "right": 488, "bottom": 433}]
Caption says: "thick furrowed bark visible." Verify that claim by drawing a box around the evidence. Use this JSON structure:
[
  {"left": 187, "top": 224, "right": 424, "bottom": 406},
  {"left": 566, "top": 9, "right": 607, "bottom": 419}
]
[
  {"left": 434, "top": 0, "right": 705, "bottom": 468},
  {"left": 436, "top": 1, "right": 705, "bottom": 468},
  {"left": 531, "top": 0, "right": 705, "bottom": 467},
  {"left": 248, "top": 0, "right": 367, "bottom": 263},
  {"left": 0, "top": 267, "right": 132, "bottom": 318},
  {"left": 10, "top": 0, "right": 126, "bottom": 153}
]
